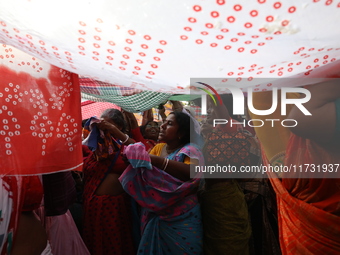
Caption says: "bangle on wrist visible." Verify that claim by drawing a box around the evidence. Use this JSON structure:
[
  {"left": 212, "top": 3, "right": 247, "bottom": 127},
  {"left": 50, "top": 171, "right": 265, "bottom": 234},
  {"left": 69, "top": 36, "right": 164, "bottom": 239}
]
[
  {"left": 122, "top": 134, "right": 129, "bottom": 144},
  {"left": 161, "top": 158, "right": 166, "bottom": 169},
  {"left": 163, "top": 158, "right": 169, "bottom": 171}
]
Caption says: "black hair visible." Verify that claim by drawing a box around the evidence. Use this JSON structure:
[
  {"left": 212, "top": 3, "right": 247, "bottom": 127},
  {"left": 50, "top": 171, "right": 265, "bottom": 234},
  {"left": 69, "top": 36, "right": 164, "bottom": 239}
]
[
  {"left": 220, "top": 94, "right": 244, "bottom": 121},
  {"left": 100, "top": 108, "right": 127, "bottom": 133},
  {"left": 190, "top": 94, "right": 243, "bottom": 121},
  {"left": 168, "top": 111, "right": 201, "bottom": 145},
  {"left": 82, "top": 118, "right": 89, "bottom": 128}
]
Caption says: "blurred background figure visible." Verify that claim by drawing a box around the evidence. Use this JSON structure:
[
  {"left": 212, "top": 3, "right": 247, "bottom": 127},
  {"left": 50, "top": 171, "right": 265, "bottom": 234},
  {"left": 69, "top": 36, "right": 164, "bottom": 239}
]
[
  {"left": 200, "top": 94, "right": 254, "bottom": 255},
  {"left": 123, "top": 109, "right": 160, "bottom": 152}
]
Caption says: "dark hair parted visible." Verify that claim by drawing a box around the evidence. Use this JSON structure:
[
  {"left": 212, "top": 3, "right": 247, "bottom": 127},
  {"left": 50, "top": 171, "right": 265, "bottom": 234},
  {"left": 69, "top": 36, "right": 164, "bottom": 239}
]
[
  {"left": 168, "top": 111, "right": 200, "bottom": 145},
  {"left": 100, "top": 108, "right": 127, "bottom": 133}
]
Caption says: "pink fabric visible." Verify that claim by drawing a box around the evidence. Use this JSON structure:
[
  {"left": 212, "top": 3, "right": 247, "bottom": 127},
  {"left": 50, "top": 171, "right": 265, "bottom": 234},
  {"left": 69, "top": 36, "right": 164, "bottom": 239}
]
[
  {"left": 120, "top": 143, "right": 204, "bottom": 221},
  {"left": 36, "top": 208, "right": 90, "bottom": 255},
  {"left": 81, "top": 100, "right": 120, "bottom": 120},
  {"left": 123, "top": 142, "right": 152, "bottom": 169}
]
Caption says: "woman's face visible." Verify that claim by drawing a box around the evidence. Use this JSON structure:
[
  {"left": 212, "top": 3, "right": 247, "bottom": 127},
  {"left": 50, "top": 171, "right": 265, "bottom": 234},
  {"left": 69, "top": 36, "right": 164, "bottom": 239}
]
[
  {"left": 144, "top": 121, "right": 160, "bottom": 141},
  {"left": 158, "top": 114, "right": 180, "bottom": 143},
  {"left": 206, "top": 97, "right": 218, "bottom": 124}
]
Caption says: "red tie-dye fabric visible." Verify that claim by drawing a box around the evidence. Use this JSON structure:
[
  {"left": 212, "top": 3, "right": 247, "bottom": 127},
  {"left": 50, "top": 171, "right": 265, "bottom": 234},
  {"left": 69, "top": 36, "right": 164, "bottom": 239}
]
[{"left": 0, "top": 46, "right": 83, "bottom": 175}]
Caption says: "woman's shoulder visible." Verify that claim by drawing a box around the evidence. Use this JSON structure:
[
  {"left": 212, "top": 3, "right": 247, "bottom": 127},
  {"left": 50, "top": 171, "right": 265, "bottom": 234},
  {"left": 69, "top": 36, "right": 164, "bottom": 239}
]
[
  {"left": 182, "top": 142, "right": 201, "bottom": 150},
  {"left": 153, "top": 142, "right": 166, "bottom": 149},
  {"left": 179, "top": 143, "right": 203, "bottom": 156},
  {"left": 176, "top": 143, "right": 204, "bottom": 165}
]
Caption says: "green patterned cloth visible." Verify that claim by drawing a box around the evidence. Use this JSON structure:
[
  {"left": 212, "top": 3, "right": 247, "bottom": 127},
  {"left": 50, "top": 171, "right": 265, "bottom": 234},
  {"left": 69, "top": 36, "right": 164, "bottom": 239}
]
[
  {"left": 80, "top": 78, "right": 201, "bottom": 112},
  {"left": 81, "top": 91, "right": 171, "bottom": 113}
]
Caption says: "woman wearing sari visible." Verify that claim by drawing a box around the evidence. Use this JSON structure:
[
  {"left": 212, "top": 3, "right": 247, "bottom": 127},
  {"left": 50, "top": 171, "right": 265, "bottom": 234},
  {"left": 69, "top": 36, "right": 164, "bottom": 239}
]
[
  {"left": 278, "top": 80, "right": 340, "bottom": 254},
  {"left": 199, "top": 95, "right": 254, "bottom": 255},
  {"left": 250, "top": 80, "right": 340, "bottom": 254},
  {"left": 119, "top": 111, "right": 204, "bottom": 255},
  {"left": 82, "top": 108, "right": 136, "bottom": 255}
]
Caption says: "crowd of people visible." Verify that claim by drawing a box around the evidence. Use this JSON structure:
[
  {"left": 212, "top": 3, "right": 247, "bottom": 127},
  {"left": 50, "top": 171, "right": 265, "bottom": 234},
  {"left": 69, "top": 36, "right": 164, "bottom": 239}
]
[{"left": 0, "top": 80, "right": 339, "bottom": 255}]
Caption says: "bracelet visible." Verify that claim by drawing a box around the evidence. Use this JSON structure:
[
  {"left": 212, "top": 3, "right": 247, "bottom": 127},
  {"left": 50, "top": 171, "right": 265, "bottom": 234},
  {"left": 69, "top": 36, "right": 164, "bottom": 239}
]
[
  {"left": 122, "top": 134, "right": 129, "bottom": 144},
  {"left": 163, "top": 158, "right": 169, "bottom": 171},
  {"left": 160, "top": 158, "right": 167, "bottom": 169}
]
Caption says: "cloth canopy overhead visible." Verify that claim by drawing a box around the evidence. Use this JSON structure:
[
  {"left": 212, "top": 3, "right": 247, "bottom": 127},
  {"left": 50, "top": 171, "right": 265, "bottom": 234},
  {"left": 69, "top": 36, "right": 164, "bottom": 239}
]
[
  {"left": 80, "top": 77, "right": 172, "bottom": 112},
  {"left": 80, "top": 78, "right": 202, "bottom": 112},
  {"left": 81, "top": 100, "right": 120, "bottom": 120},
  {"left": 1, "top": 0, "right": 340, "bottom": 95}
]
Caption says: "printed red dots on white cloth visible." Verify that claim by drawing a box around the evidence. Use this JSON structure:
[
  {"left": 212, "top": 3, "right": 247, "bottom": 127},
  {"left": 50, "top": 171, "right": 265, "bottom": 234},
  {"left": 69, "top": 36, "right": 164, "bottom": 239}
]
[{"left": 0, "top": 0, "right": 340, "bottom": 94}]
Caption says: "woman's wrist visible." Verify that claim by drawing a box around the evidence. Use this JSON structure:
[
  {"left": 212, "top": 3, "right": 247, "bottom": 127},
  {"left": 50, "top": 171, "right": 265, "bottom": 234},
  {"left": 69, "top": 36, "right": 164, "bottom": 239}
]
[
  {"left": 150, "top": 155, "right": 165, "bottom": 168},
  {"left": 122, "top": 134, "right": 129, "bottom": 144},
  {"left": 150, "top": 155, "right": 171, "bottom": 172},
  {"left": 163, "top": 158, "right": 169, "bottom": 171}
]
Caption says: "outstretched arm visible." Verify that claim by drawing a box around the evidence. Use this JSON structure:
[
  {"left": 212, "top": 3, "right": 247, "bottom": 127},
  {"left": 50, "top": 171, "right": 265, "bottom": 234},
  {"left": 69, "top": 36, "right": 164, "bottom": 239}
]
[
  {"left": 170, "top": 100, "right": 184, "bottom": 112},
  {"left": 96, "top": 120, "right": 135, "bottom": 145},
  {"left": 141, "top": 109, "right": 154, "bottom": 126},
  {"left": 122, "top": 110, "right": 139, "bottom": 130},
  {"left": 288, "top": 79, "right": 340, "bottom": 144},
  {"left": 158, "top": 105, "right": 167, "bottom": 122},
  {"left": 149, "top": 154, "right": 198, "bottom": 182}
]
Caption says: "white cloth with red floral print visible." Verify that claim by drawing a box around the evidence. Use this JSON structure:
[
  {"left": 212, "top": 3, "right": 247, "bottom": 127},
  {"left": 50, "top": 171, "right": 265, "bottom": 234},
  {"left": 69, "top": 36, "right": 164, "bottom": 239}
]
[{"left": 0, "top": 0, "right": 340, "bottom": 94}]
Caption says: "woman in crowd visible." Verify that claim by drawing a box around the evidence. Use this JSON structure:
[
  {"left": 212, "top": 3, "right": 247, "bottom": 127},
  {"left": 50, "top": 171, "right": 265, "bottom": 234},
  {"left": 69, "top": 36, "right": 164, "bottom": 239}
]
[
  {"left": 1, "top": 175, "right": 49, "bottom": 255},
  {"left": 82, "top": 108, "right": 136, "bottom": 255},
  {"left": 123, "top": 110, "right": 160, "bottom": 152},
  {"left": 277, "top": 80, "right": 340, "bottom": 254},
  {"left": 249, "top": 80, "right": 340, "bottom": 254},
  {"left": 203, "top": 94, "right": 280, "bottom": 255},
  {"left": 139, "top": 121, "right": 160, "bottom": 142},
  {"left": 119, "top": 111, "right": 204, "bottom": 255},
  {"left": 199, "top": 94, "right": 259, "bottom": 255}
]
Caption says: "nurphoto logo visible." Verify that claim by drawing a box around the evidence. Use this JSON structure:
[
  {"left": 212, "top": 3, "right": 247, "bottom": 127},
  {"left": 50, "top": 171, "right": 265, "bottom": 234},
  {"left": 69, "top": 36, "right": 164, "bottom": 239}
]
[{"left": 194, "top": 82, "right": 311, "bottom": 128}]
